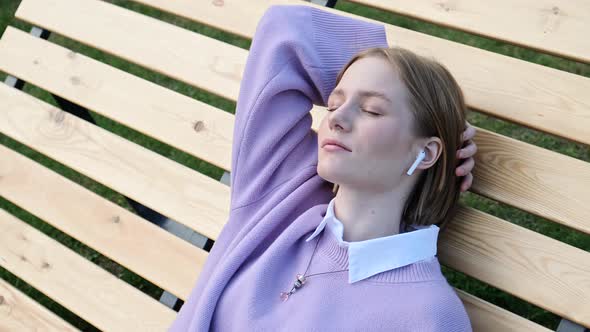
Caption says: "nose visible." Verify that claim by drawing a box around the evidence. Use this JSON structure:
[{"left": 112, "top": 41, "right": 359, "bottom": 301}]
[{"left": 327, "top": 106, "right": 352, "bottom": 132}]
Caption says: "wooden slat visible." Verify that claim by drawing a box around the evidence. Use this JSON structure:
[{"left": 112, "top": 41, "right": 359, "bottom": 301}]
[
  {"left": 456, "top": 288, "right": 552, "bottom": 332},
  {"left": 15, "top": 0, "right": 245, "bottom": 102},
  {"left": 132, "top": 0, "right": 590, "bottom": 64},
  {"left": 347, "top": 0, "right": 590, "bottom": 64},
  {"left": 1, "top": 23, "right": 589, "bottom": 236},
  {"left": 0, "top": 278, "right": 79, "bottom": 332},
  {"left": 380, "top": 22, "right": 590, "bottom": 146},
  {"left": 128, "top": 0, "right": 270, "bottom": 39},
  {"left": 439, "top": 206, "right": 590, "bottom": 329},
  {"left": 0, "top": 209, "right": 176, "bottom": 331},
  {"left": 0, "top": 27, "right": 234, "bottom": 172},
  {"left": 131, "top": 0, "right": 590, "bottom": 65},
  {"left": 471, "top": 128, "right": 590, "bottom": 235},
  {"left": 0, "top": 81, "right": 228, "bottom": 242},
  {"left": 13, "top": 0, "right": 590, "bottom": 146},
  {"left": 0, "top": 143, "right": 205, "bottom": 301}
]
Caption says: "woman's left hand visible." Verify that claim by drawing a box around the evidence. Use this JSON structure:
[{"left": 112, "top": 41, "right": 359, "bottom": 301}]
[{"left": 456, "top": 122, "right": 477, "bottom": 192}]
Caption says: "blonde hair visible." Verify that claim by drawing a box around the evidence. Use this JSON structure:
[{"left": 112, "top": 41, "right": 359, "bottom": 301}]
[{"left": 330, "top": 46, "right": 467, "bottom": 233}]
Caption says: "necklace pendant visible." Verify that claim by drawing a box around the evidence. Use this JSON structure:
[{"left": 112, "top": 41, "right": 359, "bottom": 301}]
[
  {"left": 280, "top": 274, "right": 308, "bottom": 302},
  {"left": 279, "top": 291, "right": 291, "bottom": 302},
  {"left": 279, "top": 286, "right": 297, "bottom": 302}
]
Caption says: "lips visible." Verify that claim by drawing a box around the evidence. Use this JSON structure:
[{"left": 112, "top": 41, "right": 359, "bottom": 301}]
[{"left": 321, "top": 138, "right": 351, "bottom": 152}]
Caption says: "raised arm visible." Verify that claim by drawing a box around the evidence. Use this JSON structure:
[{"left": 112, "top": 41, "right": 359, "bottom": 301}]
[{"left": 229, "top": 4, "right": 388, "bottom": 211}]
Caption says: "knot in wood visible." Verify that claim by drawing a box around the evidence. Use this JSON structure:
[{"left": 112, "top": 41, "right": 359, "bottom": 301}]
[
  {"left": 54, "top": 110, "right": 66, "bottom": 124},
  {"left": 193, "top": 120, "right": 205, "bottom": 132},
  {"left": 70, "top": 76, "right": 81, "bottom": 85}
]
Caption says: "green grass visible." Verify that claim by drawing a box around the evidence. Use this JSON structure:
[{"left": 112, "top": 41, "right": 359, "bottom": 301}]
[{"left": 1, "top": 0, "right": 589, "bottom": 330}]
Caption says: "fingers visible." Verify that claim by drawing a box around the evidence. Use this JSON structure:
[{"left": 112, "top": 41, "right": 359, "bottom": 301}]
[
  {"left": 461, "top": 123, "right": 477, "bottom": 142},
  {"left": 456, "top": 157, "right": 474, "bottom": 176},
  {"left": 456, "top": 140, "right": 478, "bottom": 159},
  {"left": 458, "top": 122, "right": 476, "bottom": 193},
  {"left": 460, "top": 173, "right": 473, "bottom": 192}
]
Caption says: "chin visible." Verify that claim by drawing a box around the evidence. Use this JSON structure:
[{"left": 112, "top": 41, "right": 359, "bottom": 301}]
[{"left": 316, "top": 163, "right": 344, "bottom": 185}]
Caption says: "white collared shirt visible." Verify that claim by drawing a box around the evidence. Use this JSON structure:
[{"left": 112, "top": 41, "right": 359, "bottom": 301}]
[{"left": 305, "top": 197, "right": 440, "bottom": 284}]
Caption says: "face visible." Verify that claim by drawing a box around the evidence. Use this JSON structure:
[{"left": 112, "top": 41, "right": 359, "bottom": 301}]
[{"left": 317, "top": 56, "right": 418, "bottom": 193}]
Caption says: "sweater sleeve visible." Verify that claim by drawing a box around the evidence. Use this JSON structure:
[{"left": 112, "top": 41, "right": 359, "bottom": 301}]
[
  {"left": 425, "top": 287, "right": 474, "bottom": 332},
  {"left": 229, "top": 4, "right": 388, "bottom": 210}
]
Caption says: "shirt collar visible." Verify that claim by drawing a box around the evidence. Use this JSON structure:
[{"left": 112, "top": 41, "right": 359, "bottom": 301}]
[{"left": 305, "top": 197, "right": 439, "bottom": 284}]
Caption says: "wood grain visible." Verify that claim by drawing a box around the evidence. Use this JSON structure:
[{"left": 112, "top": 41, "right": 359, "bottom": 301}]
[
  {"left": 0, "top": 278, "right": 79, "bottom": 332},
  {"left": 457, "top": 288, "right": 552, "bottom": 332},
  {"left": 0, "top": 144, "right": 205, "bottom": 301},
  {"left": 0, "top": 209, "right": 176, "bottom": 331},
  {"left": 0, "top": 81, "right": 229, "bottom": 241},
  {"left": 348, "top": 0, "right": 590, "bottom": 63}
]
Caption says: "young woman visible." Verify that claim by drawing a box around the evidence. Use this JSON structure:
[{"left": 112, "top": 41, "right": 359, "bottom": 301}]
[{"left": 170, "top": 4, "right": 476, "bottom": 331}]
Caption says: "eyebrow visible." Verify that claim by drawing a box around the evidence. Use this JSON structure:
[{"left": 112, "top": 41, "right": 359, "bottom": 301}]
[{"left": 330, "top": 88, "right": 393, "bottom": 105}]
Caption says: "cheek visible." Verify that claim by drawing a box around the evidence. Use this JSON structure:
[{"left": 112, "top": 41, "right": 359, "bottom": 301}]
[
  {"left": 317, "top": 116, "right": 329, "bottom": 144},
  {"left": 359, "top": 122, "right": 406, "bottom": 156}
]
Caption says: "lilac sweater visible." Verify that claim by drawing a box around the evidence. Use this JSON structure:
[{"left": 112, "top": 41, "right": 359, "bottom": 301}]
[{"left": 169, "top": 4, "right": 472, "bottom": 331}]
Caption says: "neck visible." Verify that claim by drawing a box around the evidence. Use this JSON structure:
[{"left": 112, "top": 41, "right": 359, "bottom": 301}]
[{"left": 333, "top": 185, "right": 410, "bottom": 242}]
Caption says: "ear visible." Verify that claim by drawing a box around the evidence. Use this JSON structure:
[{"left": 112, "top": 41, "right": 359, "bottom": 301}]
[{"left": 416, "top": 137, "right": 443, "bottom": 171}]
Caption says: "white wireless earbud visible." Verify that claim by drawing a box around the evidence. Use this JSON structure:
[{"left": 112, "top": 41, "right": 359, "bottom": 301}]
[{"left": 406, "top": 150, "right": 426, "bottom": 175}]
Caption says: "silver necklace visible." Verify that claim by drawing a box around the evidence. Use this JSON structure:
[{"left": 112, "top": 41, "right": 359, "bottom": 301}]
[{"left": 279, "top": 230, "right": 348, "bottom": 302}]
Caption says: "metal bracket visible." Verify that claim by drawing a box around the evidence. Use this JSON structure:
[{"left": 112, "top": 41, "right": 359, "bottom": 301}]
[
  {"left": 304, "top": 0, "right": 338, "bottom": 8},
  {"left": 557, "top": 318, "right": 589, "bottom": 332},
  {"left": 158, "top": 172, "right": 230, "bottom": 310}
]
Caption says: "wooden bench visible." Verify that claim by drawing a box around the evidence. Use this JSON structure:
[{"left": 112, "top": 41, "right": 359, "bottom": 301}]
[{"left": 0, "top": 0, "right": 588, "bottom": 330}]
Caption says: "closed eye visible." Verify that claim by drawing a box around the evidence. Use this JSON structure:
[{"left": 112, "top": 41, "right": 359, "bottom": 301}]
[
  {"left": 363, "top": 109, "right": 382, "bottom": 116},
  {"left": 325, "top": 107, "right": 381, "bottom": 117}
]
